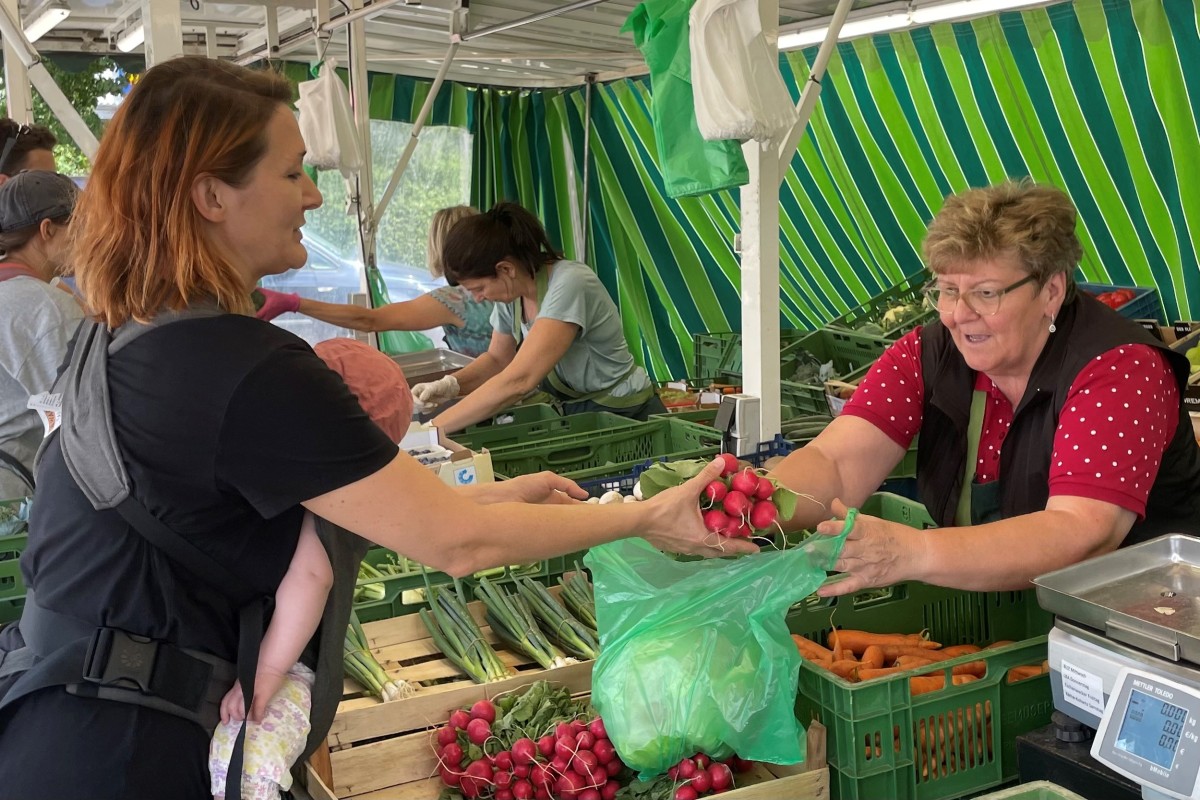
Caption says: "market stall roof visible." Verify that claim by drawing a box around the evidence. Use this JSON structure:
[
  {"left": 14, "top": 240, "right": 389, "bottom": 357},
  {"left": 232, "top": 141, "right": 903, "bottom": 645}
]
[{"left": 23, "top": 0, "right": 895, "bottom": 87}]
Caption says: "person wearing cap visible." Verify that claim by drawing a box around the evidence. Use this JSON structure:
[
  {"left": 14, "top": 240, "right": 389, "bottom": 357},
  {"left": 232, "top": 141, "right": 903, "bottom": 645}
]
[
  {"left": 0, "top": 120, "right": 56, "bottom": 183},
  {"left": 209, "top": 339, "right": 411, "bottom": 800},
  {"left": 0, "top": 170, "right": 81, "bottom": 497}
]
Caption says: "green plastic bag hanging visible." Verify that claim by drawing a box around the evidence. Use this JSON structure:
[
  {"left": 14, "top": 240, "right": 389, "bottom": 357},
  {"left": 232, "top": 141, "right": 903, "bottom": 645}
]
[
  {"left": 366, "top": 263, "right": 433, "bottom": 354},
  {"left": 585, "top": 527, "right": 848, "bottom": 778}
]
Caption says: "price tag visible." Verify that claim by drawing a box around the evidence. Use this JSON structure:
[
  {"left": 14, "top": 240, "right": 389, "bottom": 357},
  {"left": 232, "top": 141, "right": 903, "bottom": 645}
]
[{"left": 1062, "top": 659, "right": 1107, "bottom": 719}]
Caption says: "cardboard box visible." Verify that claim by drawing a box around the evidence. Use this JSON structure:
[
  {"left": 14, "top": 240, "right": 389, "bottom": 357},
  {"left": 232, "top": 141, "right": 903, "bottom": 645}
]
[
  {"left": 824, "top": 379, "right": 859, "bottom": 416},
  {"left": 400, "top": 423, "right": 494, "bottom": 487}
]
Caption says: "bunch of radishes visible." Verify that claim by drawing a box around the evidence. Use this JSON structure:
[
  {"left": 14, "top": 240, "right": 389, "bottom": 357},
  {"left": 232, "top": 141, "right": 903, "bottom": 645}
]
[
  {"left": 700, "top": 453, "right": 782, "bottom": 539},
  {"left": 663, "top": 754, "right": 753, "bottom": 799},
  {"left": 436, "top": 699, "right": 624, "bottom": 800}
]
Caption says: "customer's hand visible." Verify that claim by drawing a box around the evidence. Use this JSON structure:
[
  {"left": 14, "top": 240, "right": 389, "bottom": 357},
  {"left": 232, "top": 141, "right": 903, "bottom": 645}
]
[
  {"left": 640, "top": 459, "right": 759, "bottom": 558},
  {"left": 412, "top": 375, "right": 460, "bottom": 409},
  {"left": 254, "top": 288, "right": 301, "bottom": 321},
  {"left": 505, "top": 471, "right": 589, "bottom": 505}
]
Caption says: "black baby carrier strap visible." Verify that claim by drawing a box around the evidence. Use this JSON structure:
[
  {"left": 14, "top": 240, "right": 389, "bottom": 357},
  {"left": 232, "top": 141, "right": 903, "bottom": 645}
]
[{"left": 0, "top": 306, "right": 274, "bottom": 800}]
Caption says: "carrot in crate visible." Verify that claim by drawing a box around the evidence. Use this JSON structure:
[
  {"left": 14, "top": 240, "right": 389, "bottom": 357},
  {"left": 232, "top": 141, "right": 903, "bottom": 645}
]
[{"left": 827, "top": 629, "right": 940, "bottom": 654}]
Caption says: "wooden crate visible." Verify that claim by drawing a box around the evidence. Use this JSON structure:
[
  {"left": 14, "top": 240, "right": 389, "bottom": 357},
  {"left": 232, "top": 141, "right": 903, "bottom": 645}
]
[{"left": 317, "top": 589, "right": 595, "bottom": 798}]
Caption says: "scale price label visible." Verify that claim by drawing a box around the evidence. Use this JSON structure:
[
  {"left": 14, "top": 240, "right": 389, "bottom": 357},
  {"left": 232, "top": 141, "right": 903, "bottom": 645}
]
[
  {"left": 1093, "top": 668, "right": 1200, "bottom": 800},
  {"left": 1062, "top": 659, "right": 1107, "bottom": 719}
]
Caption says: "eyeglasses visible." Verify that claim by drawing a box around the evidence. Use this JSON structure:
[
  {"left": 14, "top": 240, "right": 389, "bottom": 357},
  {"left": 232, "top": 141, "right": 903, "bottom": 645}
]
[{"left": 922, "top": 274, "right": 1038, "bottom": 317}]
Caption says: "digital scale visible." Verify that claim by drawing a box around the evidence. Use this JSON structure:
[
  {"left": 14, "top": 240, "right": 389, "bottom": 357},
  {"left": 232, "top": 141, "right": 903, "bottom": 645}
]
[{"left": 1033, "top": 534, "right": 1200, "bottom": 800}]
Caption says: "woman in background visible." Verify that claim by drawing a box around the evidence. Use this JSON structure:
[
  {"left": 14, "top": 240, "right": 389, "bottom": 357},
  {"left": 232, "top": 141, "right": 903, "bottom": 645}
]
[{"left": 254, "top": 205, "right": 494, "bottom": 357}]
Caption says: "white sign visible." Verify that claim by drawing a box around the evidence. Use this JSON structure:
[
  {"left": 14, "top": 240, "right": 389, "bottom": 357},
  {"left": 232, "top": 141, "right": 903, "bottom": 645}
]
[{"left": 1062, "top": 659, "right": 1107, "bottom": 719}]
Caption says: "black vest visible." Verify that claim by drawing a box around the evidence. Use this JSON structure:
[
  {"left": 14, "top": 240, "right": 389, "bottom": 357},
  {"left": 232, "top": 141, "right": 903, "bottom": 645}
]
[{"left": 916, "top": 293, "right": 1200, "bottom": 545}]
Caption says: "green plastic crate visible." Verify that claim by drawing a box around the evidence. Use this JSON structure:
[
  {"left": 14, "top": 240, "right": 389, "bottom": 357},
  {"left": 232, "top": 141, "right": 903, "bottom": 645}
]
[
  {"left": 462, "top": 403, "right": 561, "bottom": 436},
  {"left": 692, "top": 329, "right": 811, "bottom": 379},
  {"left": 971, "top": 781, "right": 1087, "bottom": 800},
  {"left": 0, "top": 531, "right": 28, "bottom": 624},
  {"left": 454, "top": 411, "right": 643, "bottom": 453},
  {"left": 787, "top": 493, "right": 1054, "bottom": 800},
  {"left": 651, "top": 408, "right": 718, "bottom": 427},
  {"left": 484, "top": 416, "right": 722, "bottom": 482},
  {"left": 827, "top": 271, "right": 937, "bottom": 339},
  {"left": 352, "top": 547, "right": 589, "bottom": 623}
]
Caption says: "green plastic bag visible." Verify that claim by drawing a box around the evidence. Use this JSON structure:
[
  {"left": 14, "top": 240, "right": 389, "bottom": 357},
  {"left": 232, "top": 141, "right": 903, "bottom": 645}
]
[{"left": 585, "top": 529, "right": 848, "bottom": 777}]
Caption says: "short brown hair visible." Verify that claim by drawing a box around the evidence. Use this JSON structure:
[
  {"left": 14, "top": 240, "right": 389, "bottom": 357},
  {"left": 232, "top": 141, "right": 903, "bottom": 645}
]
[
  {"left": 923, "top": 180, "right": 1083, "bottom": 288},
  {"left": 0, "top": 119, "right": 56, "bottom": 176},
  {"left": 72, "top": 57, "right": 292, "bottom": 327},
  {"left": 426, "top": 205, "right": 479, "bottom": 279}
]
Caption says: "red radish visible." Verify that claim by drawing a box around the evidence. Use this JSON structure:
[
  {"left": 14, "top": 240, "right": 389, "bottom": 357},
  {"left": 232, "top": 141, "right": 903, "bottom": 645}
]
[
  {"left": 534, "top": 788, "right": 550, "bottom": 800},
  {"left": 556, "top": 771, "right": 585, "bottom": 797},
  {"left": 556, "top": 722, "right": 575, "bottom": 739},
  {"left": 555, "top": 738, "right": 577, "bottom": 761},
  {"left": 667, "top": 766, "right": 679, "bottom": 781},
  {"left": 690, "top": 769, "right": 712, "bottom": 793},
  {"left": 449, "top": 709, "right": 471, "bottom": 730},
  {"left": 722, "top": 490, "right": 751, "bottom": 519},
  {"left": 512, "top": 780, "right": 535, "bottom": 800},
  {"left": 730, "top": 468, "right": 759, "bottom": 497},
  {"left": 537, "top": 736, "right": 556, "bottom": 758},
  {"left": 731, "top": 521, "right": 754, "bottom": 539},
  {"left": 716, "top": 453, "right": 739, "bottom": 476},
  {"left": 442, "top": 742, "right": 464, "bottom": 766},
  {"left": 440, "top": 765, "right": 462, "bottom": 787},
  {"left": 513, "top": 763, "right": 531, "bottom": 779},
  {"left": 703, "top": 480, "right": 728, "bottom": 504},
  {"left": 579, "top": 789, "right": 602, "bottom": 800},
  {"left": 674, "top": 786, "right": 699, "bottom": 800},
  {"left": 604, "top": 759, "right": 623, "bottom": 777},
  {"left": 677, "top": 758, "right": 697, "bottom": 779},
  {"left": 572, "top": 750, "right": 599, "bottom": 775},
  {"left": 551, "top": 756, "right": 570, "bottom": 775},
  {"left": 512, "top": 739, "right": 537, "bottom": 766},
  {"left": 703, "top": 508, "right": 733, "bottom": 534},
  {"left": 571, "top": 720, "right": 588, "bottom": 735},
  {"left": 494, "top": 751, "right": 514, "bottom": 771},
  {"left": 496, "top": 790, "right": 514, "bottom": 800},
  {"left": 733, "top": 757, "right": 754, "bottom": 773},
  {"left": 495, "top": 770, "right": 514, "bottom": 788},
  {"left": 709, "top": 762, "right": 733, "bottom": 791},
  {"left": 470, "top": 699, "right": 496, "bottom": 723},
  {"left": 466, "top": 718, "right": 491, "bottom": 745},
  {"left": 460, "top": 760, "right": 494, "bottom": 797},
  {"left": 588, "top": 765, "right": 608, "bottom": 789},
  {"left": 575, "top": 730, "right": 596, "bottom": 750},
  {"left": 602, "top": 780, "right": 620, "bottom": 800},
  {"left": 587, "top": 718, "right": 607, "bottom": 740},
  {"left": 694, "top": 754, "right": 711, "bottom": 769},
  {"left": 531, "top": 762, "right": 556, "bottom": 789},
  {"left": 749, "top": 500, "right": 778, "bottom": 530},
  {"left": 436, "top": 726, "right": 458, "bottom": 747},
  {"left": 754, "top": 476, "right": 775, "bottom": 500},
  {"left": 592, "top": 738, "right": 616, "bottom": 765}
]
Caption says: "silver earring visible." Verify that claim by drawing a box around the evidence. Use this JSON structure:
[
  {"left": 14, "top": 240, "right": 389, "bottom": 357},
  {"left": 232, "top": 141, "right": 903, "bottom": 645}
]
[{"left": 1048, "top": 318, "right": 1057, "bottom": 334}]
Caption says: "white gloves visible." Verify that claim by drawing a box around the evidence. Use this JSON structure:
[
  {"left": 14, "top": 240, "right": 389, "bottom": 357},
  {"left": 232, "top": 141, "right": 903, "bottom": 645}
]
[{"left": 411, "top": 374, "right": 460, "bottom": 410}]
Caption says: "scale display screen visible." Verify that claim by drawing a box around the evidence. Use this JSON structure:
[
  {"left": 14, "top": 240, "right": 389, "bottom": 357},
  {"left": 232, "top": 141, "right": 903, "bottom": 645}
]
[{"left": 1115, "top": 689, "right": 1188, "bottom": 770}]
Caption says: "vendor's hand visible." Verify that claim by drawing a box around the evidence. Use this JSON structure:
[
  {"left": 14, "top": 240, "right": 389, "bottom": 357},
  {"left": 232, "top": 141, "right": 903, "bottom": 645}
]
[
  {"left": 411, "top": 375, "right": 460, "bottom": 409},
  {"left": 505, "top": 471, "right": 589, "bottom": 505},
  {"left": 641, "top": 459, "right": 759, "bottom": 558},
  {"left": 814, "top": 499, "right": 923, "bottom": 597},
  {"left": 254, "top": 288, "right": 301, "bottom": 321}
]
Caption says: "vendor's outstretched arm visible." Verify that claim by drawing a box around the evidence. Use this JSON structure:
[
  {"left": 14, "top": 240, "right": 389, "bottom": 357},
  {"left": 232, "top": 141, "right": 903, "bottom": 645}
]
[
  {"left": 445, "top": 330, "right": 516, "bottom": 395},
  {"left": 433, "top": 318, "right": 577, "bottom": 432},
  {"left": 297, "top": 293, "right": 461, "bottom": 333},
  {"left": 768, "top": 415, "right": 907, "bottom": 530},
  {"left": 814, "top": 494, "right": 1135, "bottom": 596}
]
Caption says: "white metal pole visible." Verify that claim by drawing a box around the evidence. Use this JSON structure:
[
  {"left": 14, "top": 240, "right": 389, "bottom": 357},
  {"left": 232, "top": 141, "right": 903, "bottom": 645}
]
[
  {"left": 776, "top": 0, "right": 853, "bottom": 174},
  {"left": 1, "top": 0, "right": 31, "bottom": 122},
  {"left": 371, "top": 39, "right": 460, "bottom": 229},
  {"left": 347, "top": 0, "right": 377, "bottom": 293},
  {"left": 740, "top": 0, "right": 782, "bottom": 443},
  {"left": 143, "top": 0, "right": 184, "bottom": 65},
  {"left": 458, "top": 0, "right": 610, "bottom": 41},
  {"left": 581, "top": 72, "right": 595, "bottom": 263},
  {"left": 0, "top": 2, "right": 98, "bottom": 157}
]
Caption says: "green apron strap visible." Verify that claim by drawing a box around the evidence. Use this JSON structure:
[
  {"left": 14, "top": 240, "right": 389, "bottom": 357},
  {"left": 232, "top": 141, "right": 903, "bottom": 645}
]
[
  {"left": 510, "top": 265, "right": 653, "bottom": 411},
  {"left": 954, "top": 390, "right": 988, "bottom": 527}
]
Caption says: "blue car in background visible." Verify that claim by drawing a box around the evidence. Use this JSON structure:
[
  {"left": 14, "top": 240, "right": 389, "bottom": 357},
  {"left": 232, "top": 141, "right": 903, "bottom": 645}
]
[{"left": 261, "top": 230, "right": 446, "bottom": 346}]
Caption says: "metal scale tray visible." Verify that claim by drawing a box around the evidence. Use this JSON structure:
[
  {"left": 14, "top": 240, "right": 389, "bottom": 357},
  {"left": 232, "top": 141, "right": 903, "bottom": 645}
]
[{"left": 1033, "top": 534, "right": 1200, "bottom": 665}]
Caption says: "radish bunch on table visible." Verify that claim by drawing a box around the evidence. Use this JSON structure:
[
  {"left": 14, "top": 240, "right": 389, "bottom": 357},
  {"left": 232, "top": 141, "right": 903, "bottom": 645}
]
[{"left": 698, "top": 454, "right": 786, "bottom": 539}]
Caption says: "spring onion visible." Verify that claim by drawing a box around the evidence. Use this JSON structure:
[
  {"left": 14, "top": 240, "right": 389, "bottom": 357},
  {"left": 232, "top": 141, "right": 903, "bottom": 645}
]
[
  {"left": 343, "top": 611, "right": 416, "bottom": 702},
  {"left": 418, "top": 579, "right": 512, "bottom": 684},
  {"left": 476, "top": 576, "right": 575, "bottom": 671},
  {"left": 557, "top": 565, "right": 598, "bottom": 632},
  {"left": 515, "top": 577, "right": 598, "bottom": 660}
]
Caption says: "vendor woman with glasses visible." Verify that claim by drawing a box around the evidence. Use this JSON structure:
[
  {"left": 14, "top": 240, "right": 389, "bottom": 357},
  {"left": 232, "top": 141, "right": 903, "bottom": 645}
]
[{"left": 770, "top": 180, "right": 1200, "bottom": 596}]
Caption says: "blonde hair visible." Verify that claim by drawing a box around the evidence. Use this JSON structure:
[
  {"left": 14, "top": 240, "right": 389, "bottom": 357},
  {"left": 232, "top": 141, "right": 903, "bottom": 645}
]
[
  {"left": 426, "top": 205, "right": 480, "bottom": 279},
  {"left": 72, "top": 57, "right": 292, "bottom": 327},
  {"left": 923, "top": 179, "right": 1082, "bottom": 288}
]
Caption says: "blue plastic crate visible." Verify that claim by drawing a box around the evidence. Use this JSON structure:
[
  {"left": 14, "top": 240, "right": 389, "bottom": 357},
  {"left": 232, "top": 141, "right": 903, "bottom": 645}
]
[{"left": 1078, "top": 282, "right": 1164, "bottom": 323}]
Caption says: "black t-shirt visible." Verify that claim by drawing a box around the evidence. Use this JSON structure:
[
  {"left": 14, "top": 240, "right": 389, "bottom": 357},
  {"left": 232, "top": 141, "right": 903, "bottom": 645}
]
[{"left": 0, "top": 315, "right": 398, "bottom": 799}]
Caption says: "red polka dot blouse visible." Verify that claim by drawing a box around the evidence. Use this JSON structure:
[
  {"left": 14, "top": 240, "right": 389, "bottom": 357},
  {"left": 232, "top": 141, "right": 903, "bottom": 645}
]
[{"left": 841, "top": 328, "right": 1179, "bottom": 518}]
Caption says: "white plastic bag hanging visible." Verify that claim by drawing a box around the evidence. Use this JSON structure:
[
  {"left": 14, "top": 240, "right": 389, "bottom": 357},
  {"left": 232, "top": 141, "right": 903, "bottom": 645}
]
[
  {"left": 690, "top": 0, "right": 799, "bottom": 142},
  {"left": 295, "top": 59, "right": 363, "bottom": 178}
]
